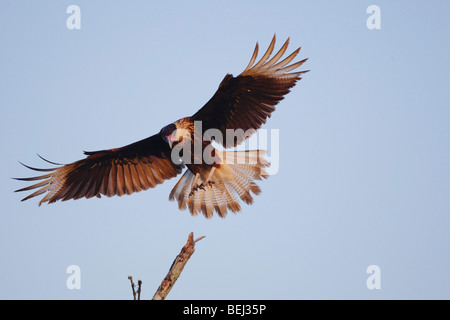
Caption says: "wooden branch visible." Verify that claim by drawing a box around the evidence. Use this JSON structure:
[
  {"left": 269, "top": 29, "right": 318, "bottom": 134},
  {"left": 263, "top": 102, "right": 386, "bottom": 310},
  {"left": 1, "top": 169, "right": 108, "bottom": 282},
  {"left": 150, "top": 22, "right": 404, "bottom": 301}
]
[
  {"left": 152, "top": 232, "right": 205, "bottom": 300},
  {"left": 137, "top": 280, "right": 142, "bottom": 300},
  {"left": 128, "top": 276, "right": 136, "bottom": 300},
  {"left": 128, "top": 276, "right": 142, "bottom": 300}
]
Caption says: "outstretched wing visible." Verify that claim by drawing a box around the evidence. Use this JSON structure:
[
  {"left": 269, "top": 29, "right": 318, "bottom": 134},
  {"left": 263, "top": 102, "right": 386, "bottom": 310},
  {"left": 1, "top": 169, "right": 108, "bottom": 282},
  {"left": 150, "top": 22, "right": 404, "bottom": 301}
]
[
  {"left": 191, "top": 34, "right": 308, "bottom": 148},
  {"left": 15, "top": 134, "right": 184, "bottom": 205}
]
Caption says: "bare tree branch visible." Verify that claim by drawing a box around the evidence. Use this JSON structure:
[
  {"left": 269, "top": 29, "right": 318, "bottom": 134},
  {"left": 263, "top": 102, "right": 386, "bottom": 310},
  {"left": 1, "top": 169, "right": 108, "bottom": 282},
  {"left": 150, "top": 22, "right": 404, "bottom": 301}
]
[
  {"left": 137, "top": 280, "right": 142, "bottom": 300},
  {"left": 128, "top": 276, "right": 137, "bottom": 300},
  {"left": 152, "top": 232, "right": 205, "bottom": 300}
]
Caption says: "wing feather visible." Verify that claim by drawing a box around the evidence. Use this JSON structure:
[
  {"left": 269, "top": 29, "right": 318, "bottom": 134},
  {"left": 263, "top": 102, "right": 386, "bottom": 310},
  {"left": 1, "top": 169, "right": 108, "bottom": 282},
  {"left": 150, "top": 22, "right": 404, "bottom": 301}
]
[
  {"left": 14, "top": 134, "right": 184, "bottom": 205},
  {"left": 191, "top": 34, "right": 308, "bottom": 148}
]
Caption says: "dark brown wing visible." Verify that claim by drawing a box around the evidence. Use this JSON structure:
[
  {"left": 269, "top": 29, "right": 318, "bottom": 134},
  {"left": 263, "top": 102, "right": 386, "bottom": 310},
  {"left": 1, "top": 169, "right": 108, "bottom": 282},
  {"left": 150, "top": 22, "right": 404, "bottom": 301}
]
[
  {"left": 14, "top": 134, "right": 184, "bottom": 205},
  {"left": 191, "top": 34, "right": 309, "bottom": 148}
]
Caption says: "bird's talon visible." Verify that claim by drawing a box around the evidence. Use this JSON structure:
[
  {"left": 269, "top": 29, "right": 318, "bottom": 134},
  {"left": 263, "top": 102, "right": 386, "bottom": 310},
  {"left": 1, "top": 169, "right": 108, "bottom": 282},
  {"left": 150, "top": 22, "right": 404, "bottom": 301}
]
[{"left": 189, "top": 181, "right": 214, "bottom": 197}]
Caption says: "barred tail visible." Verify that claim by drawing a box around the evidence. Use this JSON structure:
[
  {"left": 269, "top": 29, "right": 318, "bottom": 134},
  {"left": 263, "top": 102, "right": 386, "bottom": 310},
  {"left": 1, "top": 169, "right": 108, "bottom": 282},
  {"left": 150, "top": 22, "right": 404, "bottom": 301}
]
[{"left": 169, "top": 150, "right": 270, "bottom": 218}]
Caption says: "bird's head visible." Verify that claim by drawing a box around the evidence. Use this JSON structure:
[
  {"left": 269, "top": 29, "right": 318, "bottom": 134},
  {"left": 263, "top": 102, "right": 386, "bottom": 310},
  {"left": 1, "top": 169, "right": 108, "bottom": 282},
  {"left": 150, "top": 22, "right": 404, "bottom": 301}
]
[{"left": 160, "top": 122, "right": 191, "bottom": 149}]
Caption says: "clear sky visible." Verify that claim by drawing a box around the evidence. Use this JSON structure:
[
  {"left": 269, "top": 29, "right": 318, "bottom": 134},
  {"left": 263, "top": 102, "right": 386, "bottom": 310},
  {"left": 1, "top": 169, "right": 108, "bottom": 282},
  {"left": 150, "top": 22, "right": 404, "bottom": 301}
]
[{"left": 1, "top": 1, "right": 449, "bottom": 299}]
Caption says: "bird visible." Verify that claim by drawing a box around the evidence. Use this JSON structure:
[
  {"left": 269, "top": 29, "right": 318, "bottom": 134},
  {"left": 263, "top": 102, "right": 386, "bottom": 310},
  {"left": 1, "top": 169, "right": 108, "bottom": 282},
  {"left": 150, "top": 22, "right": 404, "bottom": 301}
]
[{"left": 14, "top": 35, "right": 309, "bottom": 218}]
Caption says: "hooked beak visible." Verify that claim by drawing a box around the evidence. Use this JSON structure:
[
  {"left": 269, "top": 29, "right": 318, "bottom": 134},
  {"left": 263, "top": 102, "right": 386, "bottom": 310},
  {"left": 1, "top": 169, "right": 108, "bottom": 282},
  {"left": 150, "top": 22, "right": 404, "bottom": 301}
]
[
  {"left": 163, "top": 135, "right": 173, "bottom": 148},
  {"left": 164, "top": 131, "right": 176, "bottom": 149}
]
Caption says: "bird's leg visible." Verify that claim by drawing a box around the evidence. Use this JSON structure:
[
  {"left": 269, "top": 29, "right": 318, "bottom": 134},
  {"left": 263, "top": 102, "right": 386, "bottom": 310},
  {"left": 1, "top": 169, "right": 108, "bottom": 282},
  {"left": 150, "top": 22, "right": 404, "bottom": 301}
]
[
  {"left": 204, "top": 167, "right": 216, "bottom": 186},
  {"left": 191, "top": 172, "right": 200, "bottom": 190},
  {"left": 189, "top": 173, "right": 201, "bottom": 196},
  {"left": 189, "top": 168, "right": 216, "bottom": 196}
]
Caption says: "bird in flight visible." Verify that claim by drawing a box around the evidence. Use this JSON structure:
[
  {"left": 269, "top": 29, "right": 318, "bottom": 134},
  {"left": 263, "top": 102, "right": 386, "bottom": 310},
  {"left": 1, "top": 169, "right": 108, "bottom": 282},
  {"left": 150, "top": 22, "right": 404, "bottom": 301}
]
[{"left": 15, "top": 35, "right": 308, "bottom": 218}]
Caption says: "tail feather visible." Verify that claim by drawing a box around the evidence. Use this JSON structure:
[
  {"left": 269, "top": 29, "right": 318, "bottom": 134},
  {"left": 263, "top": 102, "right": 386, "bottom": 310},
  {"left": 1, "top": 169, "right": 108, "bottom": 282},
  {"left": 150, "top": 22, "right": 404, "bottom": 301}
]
[
  {"left": 169, "top": 150, "right": 270, "bottom": 218},
  {"left": 222, "top": 181, "right": 241, "bottom": 213},
  {"left": 211, "top": 182, "right": 228, "bottom": 217}
]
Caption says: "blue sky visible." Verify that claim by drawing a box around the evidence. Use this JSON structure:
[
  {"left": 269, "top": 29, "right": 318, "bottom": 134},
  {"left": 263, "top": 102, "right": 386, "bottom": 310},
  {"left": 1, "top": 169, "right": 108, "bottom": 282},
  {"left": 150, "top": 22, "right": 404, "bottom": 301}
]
[{"left": 1, "top": 1, "right": 449, "bottom": 299}]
